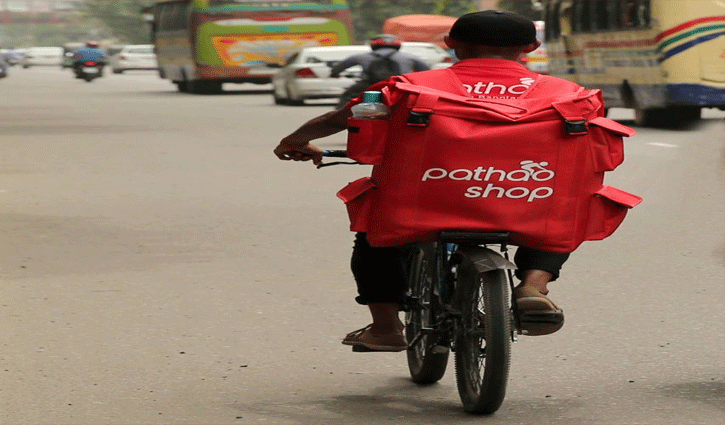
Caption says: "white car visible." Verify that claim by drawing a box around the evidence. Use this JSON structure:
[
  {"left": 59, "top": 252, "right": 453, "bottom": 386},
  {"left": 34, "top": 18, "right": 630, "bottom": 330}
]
[
  {"left": 399, "top": 42, "right": 455, "bottom": 69},
  {"left": 108, "top": 44, "right": 157, "bottom": 74},
  {"left": 20, "top": 47, "right": 63, "bottom": 68},
  {"left": 271, "top": 43, "right": 454, "bottom": 105}
]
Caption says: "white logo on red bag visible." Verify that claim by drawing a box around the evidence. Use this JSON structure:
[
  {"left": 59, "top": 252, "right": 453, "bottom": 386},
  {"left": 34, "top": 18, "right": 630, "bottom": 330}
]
[
  {"left": 462, "top": 78, "right": 535, "bottom": 98},
  {"left": 421, "top": 161, "right": 554, "bottom": 203}
]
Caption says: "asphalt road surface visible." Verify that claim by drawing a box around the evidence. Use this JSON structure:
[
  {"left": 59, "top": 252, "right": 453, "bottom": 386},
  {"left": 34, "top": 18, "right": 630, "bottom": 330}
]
[{"left": 1, "top": 67, "right": 724, "bottom": 425}]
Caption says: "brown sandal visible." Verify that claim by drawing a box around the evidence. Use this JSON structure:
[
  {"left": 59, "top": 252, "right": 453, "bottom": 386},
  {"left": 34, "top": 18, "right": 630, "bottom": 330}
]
[
  {"left": 513, "top": 287, "right": 565, "bottom": 336},
  {"left": 342, "top": 324, "right": 407, "bottom": 352}
]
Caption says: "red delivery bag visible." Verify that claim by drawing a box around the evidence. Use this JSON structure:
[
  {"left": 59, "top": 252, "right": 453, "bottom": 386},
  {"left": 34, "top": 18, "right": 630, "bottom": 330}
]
[{"left": 337, "top": 69, "right": 642, "bottom": 252}]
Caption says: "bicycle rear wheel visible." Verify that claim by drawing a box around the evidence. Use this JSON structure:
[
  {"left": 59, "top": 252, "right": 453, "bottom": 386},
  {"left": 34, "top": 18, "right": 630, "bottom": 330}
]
[
  {"left": 405, "top": 244, "right": 449, "bottom": 384},
  {"left": 454, "top": 266, "right": 511, "bottom": 414}
]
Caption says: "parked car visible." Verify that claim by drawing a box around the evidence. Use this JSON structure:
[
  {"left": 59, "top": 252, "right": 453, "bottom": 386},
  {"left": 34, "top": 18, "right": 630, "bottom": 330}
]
[
  {"left": 20, "top": 47, "right": 63, "bottom": 68},
  {"left": 108, "top": 44, "right": 157, "bottom": 74},
  {"left": 271, "top": 43, "right": 454, "bottom": 106}
]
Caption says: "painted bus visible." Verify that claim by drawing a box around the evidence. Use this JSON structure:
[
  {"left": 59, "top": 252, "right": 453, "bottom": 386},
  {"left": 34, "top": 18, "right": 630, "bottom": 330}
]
[
  {"left": 543, "top": 0, "right": 725, "bottom": 126},
  {"left": 150, "top": 0, "right": 355, "bottom": 93}
]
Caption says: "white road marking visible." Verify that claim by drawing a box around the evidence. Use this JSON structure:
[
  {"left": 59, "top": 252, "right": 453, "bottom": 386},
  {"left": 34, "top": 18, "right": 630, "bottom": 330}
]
[{"left": 648, "top": 142, "right": 679, "bottom": 148}]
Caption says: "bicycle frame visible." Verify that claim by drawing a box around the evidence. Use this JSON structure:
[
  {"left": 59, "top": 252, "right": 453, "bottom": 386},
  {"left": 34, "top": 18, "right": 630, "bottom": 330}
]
[{"left": 406, "top": 231, "right": 521, "bottom": 351}]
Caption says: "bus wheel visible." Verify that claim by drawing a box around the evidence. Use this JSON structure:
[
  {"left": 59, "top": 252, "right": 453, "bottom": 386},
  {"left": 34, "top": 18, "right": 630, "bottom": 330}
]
[
  {"left": 188, "top": 80, "right": 223, "bottom": 94},
  {"left": 635, "top": 105, "right": 700, "bottom": 127},
  {"left": 175, "top": 81, "right": 189, "bottom": 93}
]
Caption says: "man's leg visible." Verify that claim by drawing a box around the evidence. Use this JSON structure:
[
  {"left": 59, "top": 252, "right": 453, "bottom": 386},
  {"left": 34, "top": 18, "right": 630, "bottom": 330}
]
[
  {"left": 514, "top": 247, "right": 570, "bottom": 294},
  {"left": 513, "top": 247, "right": 570, "bottom": 336},
  {"left": 343, "top": 233, "right": 407, "bottom": 351}
]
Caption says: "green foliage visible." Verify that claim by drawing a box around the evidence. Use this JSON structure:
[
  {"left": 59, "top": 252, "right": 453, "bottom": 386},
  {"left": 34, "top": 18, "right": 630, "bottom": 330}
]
[
  {"left": 346, "top": 0, "right": 477, "bottom": 42},
  {"left": 79, "top": 0, "right": 155, "bottom": 44},
  {"left": 497, "top": 0, "right": 541, "bottom": 21}
]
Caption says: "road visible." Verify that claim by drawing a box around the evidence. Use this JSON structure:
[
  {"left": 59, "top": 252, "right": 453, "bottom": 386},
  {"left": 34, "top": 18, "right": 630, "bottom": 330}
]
[{"left": 1, "top": 67, "right": 724, "bottom": 425}]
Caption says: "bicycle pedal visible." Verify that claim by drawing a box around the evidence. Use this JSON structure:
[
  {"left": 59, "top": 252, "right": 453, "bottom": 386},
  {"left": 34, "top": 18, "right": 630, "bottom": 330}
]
[
  {"left": 431, "top": 345, "right": 450, "bottom": 354},
  {"left": 519, "top": 310, "right": 564, "bottom": 324},
  {"left": 352, "top": 345, "right": 375, "bottom": 352},
  {"left": 351, "top": 345, "right": 406, "bottom": 353}
]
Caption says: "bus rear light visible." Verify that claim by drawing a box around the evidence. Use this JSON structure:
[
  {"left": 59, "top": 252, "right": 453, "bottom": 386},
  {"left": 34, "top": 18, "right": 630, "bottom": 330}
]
[
  {"left": 294, "top": 68, "right": 317, "bottom": 78},
  {"left": 84, "top": 62, "right": 97, "bottom": 66},
  {"left": 118, "top": 55, "right": 127, "bottom": 60}
]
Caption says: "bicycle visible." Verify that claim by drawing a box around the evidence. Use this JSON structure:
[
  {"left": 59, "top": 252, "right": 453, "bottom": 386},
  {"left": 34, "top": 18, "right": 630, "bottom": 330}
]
[{"left": 320, "top": 149, "right": 543, "bottom": 414}]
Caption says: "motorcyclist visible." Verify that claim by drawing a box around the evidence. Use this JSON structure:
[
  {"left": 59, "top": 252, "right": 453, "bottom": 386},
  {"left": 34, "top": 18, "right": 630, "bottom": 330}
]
[
  {"left": 71, "top": 41, "right": 107, "bottom": 78},
  {"left": 330, "top": 34, "right": 430, "bottom": 108},
  {"left": 0, "top": 49, "right": 9, "bottom": 78}
]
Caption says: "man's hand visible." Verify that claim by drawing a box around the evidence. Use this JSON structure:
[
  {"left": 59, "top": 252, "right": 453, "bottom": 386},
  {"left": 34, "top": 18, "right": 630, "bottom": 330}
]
[{"left": 273, "top": 141, "right": 324, "bottom": 166}]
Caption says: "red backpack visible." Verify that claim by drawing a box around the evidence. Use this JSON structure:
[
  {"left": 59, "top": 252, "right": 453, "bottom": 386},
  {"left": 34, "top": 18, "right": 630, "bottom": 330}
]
[{"left": 337, "top": 68, "right": 642, "bottom": 252}]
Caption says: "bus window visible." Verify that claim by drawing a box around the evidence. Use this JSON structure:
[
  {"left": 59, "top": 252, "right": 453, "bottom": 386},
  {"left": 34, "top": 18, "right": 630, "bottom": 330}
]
[
  {"left": 636, "top": 0, "right": 651, "bottom": 28},
  {"left": 606, "top": 0, "right": 621, "bottom": 30},
  {"left": 545, "top": 1, "right": 561, "bottom": 40},
  {"left": 621, "top": 0, "right": 637, "bottom": 28},
  {"left": 592, "top": 0, "right": 609, "bottom": 31},
  {"left": 573, "top": 0, "right": 592, "bottom": 33}
]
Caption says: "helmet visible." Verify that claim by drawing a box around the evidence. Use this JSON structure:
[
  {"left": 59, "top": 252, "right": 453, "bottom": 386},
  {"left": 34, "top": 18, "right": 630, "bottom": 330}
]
[
  {"left": 86, "top": 41, "right": 99, "bottom": 48},
  {"left": 369, "top": 34, "right": 402, "bottom": 50}
]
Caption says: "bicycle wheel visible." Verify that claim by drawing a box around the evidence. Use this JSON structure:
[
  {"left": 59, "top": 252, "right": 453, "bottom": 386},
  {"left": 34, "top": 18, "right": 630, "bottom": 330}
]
[
  {"left": 454, "top": 265, "right": 511, "bottom": 414},
  {"left": 405, "top": 244, "right": 449, "bottom": 384}
]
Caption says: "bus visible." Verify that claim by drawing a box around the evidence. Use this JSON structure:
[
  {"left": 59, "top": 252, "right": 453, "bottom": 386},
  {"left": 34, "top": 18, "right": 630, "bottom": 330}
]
[
  {"left": 543, "top": 0, "right": 725, "bottom": 126},
  {"left": 151, "top": 0, "right": 355, "bottom": 93}
]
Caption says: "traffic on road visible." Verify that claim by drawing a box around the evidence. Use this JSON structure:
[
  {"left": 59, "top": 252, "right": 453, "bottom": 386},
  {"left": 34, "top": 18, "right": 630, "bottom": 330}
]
[{"left": 1, "top": 65, "right": 723, "bottom": 425}]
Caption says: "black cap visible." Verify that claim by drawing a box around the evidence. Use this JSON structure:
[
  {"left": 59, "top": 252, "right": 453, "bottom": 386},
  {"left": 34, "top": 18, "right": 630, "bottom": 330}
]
[{"left": 449, "top": 10, "right": 536, "bottom": 46}]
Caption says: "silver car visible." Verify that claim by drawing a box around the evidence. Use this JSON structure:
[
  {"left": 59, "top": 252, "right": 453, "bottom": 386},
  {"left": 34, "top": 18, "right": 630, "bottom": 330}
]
[
  {"left": 271, "top": 43, "right": 454, "bottom": 105},
  {"left": 108, "top": 44, "right": 158, "bottom": 74}
]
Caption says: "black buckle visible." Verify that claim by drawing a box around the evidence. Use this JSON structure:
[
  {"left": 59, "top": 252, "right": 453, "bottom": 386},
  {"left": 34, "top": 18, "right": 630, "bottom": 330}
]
[
  {"left": 406, "top": 111, "right": 432, "bottom": 127},
  {"left": 565, "top": 119, "right": 588, "bottom": 136}
]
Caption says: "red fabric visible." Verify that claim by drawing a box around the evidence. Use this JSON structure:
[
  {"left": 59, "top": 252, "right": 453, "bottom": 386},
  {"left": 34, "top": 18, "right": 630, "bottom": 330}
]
[
  {"left": 382, "top": 14, "right": 457, "bottom": 48},
  {"left": 339, "top": 68, "right": 641, "bottom": 252},
  {"left": 345, "top": 58, "right": 574, "bottom": 108}
]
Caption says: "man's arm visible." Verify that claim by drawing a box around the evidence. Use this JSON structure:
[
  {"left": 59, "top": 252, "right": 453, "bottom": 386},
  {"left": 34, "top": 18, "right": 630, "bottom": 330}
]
[
  {"left": 273, "top": 107, "right": 352, "bottom": 165},
  {"left": 329, "top": 56, "right": 359, "bottom": 78},
  {"left": 413, "top": 58, "right": 431, "bottom": 72}
]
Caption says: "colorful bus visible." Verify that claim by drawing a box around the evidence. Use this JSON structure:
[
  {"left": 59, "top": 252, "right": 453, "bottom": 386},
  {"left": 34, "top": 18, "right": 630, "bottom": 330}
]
[
  {"left": 151, "top": 0, "right": 355, "bottom": 93},
  {"left": 543, "top": 0, "right": 725, "bottom": 126}
]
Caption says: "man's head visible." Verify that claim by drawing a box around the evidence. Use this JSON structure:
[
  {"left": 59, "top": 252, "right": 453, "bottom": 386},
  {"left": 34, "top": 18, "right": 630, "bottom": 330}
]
[
  {"left": 444, "top": 10, "right": 540, "bottom": 60},
  {"left": 369, "top": 34, "right": 402, "bottom": 51}
]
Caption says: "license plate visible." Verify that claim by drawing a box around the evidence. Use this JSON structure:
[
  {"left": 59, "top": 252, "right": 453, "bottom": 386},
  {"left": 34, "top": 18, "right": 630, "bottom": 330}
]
[{"left": 83, "top": 67, "right": 99, "bottom": 73}]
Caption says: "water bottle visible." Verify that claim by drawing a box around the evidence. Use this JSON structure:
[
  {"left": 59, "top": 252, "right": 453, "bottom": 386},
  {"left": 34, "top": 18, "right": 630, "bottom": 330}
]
[{"left": 350, "top": 91, "right": 389, "bottom": 119}]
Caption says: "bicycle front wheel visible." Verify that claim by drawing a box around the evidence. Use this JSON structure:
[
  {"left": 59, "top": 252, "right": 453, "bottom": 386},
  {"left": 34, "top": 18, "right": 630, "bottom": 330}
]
[
  {"left": 454, "top": 266, "right": 511, "bottom": 414},
  {"left": 405, "top": 244, "right": 449, "bottom": 384}
]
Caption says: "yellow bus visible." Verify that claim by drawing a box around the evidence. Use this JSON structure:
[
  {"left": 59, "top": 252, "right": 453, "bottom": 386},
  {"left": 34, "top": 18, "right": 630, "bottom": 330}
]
[
  {"left": 150, "top": 0, "right": 355, "bottom": 93},
  {"left": 543, "top": 0, "right": 725, "bottom": 126}
]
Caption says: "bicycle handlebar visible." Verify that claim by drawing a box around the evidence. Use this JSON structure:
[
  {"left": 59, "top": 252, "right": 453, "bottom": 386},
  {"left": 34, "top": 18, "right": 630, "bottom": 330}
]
[
  {"left": 322, "top": 150, "right": 348, "bottom": 158},
  {"left": 318, "top": 150, "right": 359, "bottom": 168}
]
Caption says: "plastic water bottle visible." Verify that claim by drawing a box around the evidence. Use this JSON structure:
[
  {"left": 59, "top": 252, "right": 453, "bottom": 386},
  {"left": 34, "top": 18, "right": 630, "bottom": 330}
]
[{"left": 350, "top": 91, "right": 389, "bottom": 119}]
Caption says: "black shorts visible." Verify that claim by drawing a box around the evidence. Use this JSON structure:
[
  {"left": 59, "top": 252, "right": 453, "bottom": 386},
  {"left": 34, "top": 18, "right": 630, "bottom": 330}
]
[{"left": 350, "top": 232, "right": 570, "bottom": 305}]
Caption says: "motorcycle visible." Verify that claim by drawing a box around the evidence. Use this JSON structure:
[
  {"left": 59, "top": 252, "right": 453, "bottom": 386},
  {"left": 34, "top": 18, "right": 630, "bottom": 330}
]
[{"left": 74, "top": 61, "right": 104, "bottom": 82}]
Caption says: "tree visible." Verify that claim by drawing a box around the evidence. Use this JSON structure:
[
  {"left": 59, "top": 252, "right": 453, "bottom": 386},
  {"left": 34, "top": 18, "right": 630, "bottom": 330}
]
[
  {"left": 347, "top": 0, "right": 477, "bottom": 41},
  {"left": 497, "top": 0, "right": 541, "bottom": 21},
  {"left": 79, "top": 0, "right": 155, "bottom": 44}
]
